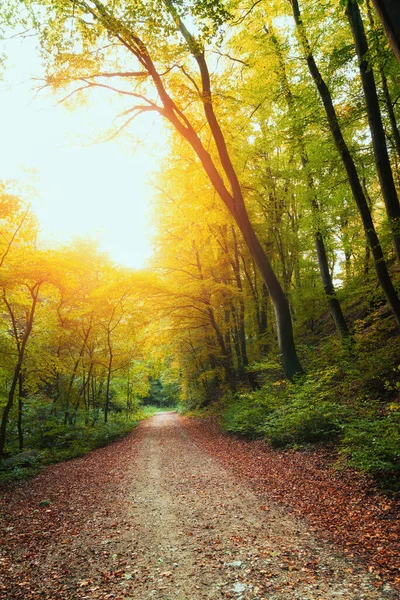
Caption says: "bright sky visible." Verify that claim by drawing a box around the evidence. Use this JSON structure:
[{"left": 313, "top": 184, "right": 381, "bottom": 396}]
[{"left": 0, "top": 34, "right": 168, "bottom": 269}]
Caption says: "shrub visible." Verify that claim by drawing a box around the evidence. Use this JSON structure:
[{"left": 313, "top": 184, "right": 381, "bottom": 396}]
[
  {"left": 341, "top": 411, "right": 400, "bottom": 477},
  {"left": 221, "top": 388, "right": 281, "bottom": 438},
  {"left": 263, "top": 399, "right": 348, "bottom": 447}
]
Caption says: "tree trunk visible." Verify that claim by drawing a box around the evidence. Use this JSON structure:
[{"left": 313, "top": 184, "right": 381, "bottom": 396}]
[
  {"left": 0, "top": 359, "right": 22, "bottom": 456},
  {"left": 370, "top": 0, "right": 400, "bottom": 63},
  {"left": 63, "top": 321, "right": 92, "bottom": 425},
  {"left": 381, "top": 71, "right": 400, "bottom": 161},
  {"left": 0, "top": 286, "right": 40, "bottom": 456},
  {"left": 366, "top": 0, "right": 400, "bottom": 163},
  {"left": 156, "top": 4, "right": 304, "bottom": 379},
  {"left": 17, "top": 373, "right": 23, "bottom": 451},
  {"left": 346, "top": 0, "right": 400, "bottom": 262},
  {"left": 314, "top": 228, "right": 349, "bottom": 337},
  {"left": 267, "top": 23, "right": 350, "bottom": 339},
  {"left": 83, "top": 0, "right": 304, "bottom": 380},
  {"left": 290, "top": 0, "right": 400, "bottom": 328},
  {"left": 231, "top": 226, "right": 250, "bottom": 368},
  {"left": 236, "top": 205, "right": 303, "bottom": 378},
  {"left": 104, "top": 352, "right": 112, "bottom": 424}
]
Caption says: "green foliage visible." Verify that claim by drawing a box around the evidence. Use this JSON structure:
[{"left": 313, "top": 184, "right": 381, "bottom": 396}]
[
  {"left": 263, "top": 399, "right": 348, "bottom": 447},
  {"left": 222, "top": 388, "right": 280, "bottom": 438},
  {"left": 143, "top": 377, "right": 180, "bottom": 408},
  {"left": 1, "top": 0, "right": 400, "bottom": 492},
  {"left": 222, "top": 369, "right": 352, "bottom": 445},
  {"left": 0, "top": 409, "right": 148, "bottom": 483},
  {"left": 341, "top": 410, "right": 400, "bottom": 478},
  {"left": 220, "top": 345, "right": 400, "bottom": 484}
]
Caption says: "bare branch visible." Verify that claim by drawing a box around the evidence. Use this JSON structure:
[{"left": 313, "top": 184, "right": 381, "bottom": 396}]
[
  {"left": 57, "top": 83, "right": 93, "bottom": 105},
  {"left": 211, "top": 50, "right": 250, "bottom": 67},
  {"left": 79, "top": 78, "right": 151, "bottom": 99},
  {"left": 167, "top": 64, "right": 201, "bottom": 95},
  {"left": 231, "top": 0, "right": 264, "bottom": 25},
  {"left": 0, "top": 209, "right": 29, "bottom": 270},
  {"left": 118, "top": 104, "right": 163, "bottom": 118},
  {"left": 70, "top": 70, "right": 149, "bottom": 80},
  {"left": 100, "top": 113, "right": 148, "bottom": 143}
]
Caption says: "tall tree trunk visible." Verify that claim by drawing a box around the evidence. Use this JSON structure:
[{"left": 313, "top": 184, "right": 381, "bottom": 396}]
[
  {"left": 63, "top": 320, "right": 92, "bottom": 425},
  {"left": 366, "top": 0, "right": 400, "bottom": 163},
  {"left": 158, "top": 2, "right": 304, "bottom": 379},
  {"left": 104, "top": 328, "right": 113, "bottom": 424},
  {"left": 18, "top": 373, "right": 23, "bottom": 451},
  {"left": 0, "top": 285, "right": 40, "bottom": 457},
  {"left": 346, "top": 0, "right": 400, "bottom": 262},
  {"left": 259, "top": 283, "right": 269, "bottom": 352},
  {"left": 229, "top": 302, "right": 243, "bottom": 371},
  {"left": 267, "top": 23, "right": 350, "bottom": 339},
  {"left": 370, "top": 0, "right": 400, "bottom": 63},
  {"left": 104, "top": 353, "right": 112, "bottom": 424},
  {"left": 195, "top": 248, "right": 236, "bottom": 388},
  {"left": 380, "top": 71, "right": 400, "bottom": 162},
  {"left": 231, "top": 226, "right": 250, "bottom": 368},
  {"left": 86, "top": 0, "right": 304, "bottom": 380},
  {"left": 0, "top": 357, "right": 23, "bottom": 457},
  {"left": 235, "top": 205, "right": 303, "bottom": 377},
  {"left": 290, "top": 0, "right": 400, "bottom": 328},
  {"left": 313, "top": 226, "right": 350, "bottom": 337}
]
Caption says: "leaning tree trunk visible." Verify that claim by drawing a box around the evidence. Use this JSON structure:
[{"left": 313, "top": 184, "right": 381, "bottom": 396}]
[
  {"left": 346, "top": 0, "right": 400, "bottom": 263},
  {"left": 0, "top": 286, "right": 40, "bottom": 457},
  {"left": 17, "top": 373, "right": 24, "bottom": 451},
  {"left": 104, "top": 346, "right": 113, "bottom": 424},
  {"left": 0, "top": 357, "right": 23, "bottom": 457},
  {"left": 235, "top": 204, "right": 304, "bottom": 378},
  {"left": 266, "top": 23, "right": 350, "bottom": 339},
  {"left": 370, "top": 0, "right": 400, "bottom": 63},
  {"left": 78, "top": 0, "right": 304, "bottom": 380},
  {"left": 366, "top": 0, "right": 400, "bottom": 162},
  {"left": 289, "top": 0, "right": 400, "bottom": 328}
]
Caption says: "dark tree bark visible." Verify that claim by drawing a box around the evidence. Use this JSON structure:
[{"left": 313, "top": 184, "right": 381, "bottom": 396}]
[
  {"left": 370, "top": 0, "right": 400, "bottom": 63},
  {"left": 62, "top": 317, "right": 93, "bottom": 425},
  {"left": 289, "top": 0, "right": 400, "bottom": 328},
  {"left": 231, "top": 226, "right": 250, "bottom": 369},
  {"left": 195, "top": 248, "right": 236, "bottom": 389},
  {"left": 366, "top": 0, "right": 400, "bottom": 162},
  {"left": 84, "top": 0, "right": 304, "bottom": 380},
  {"left": 267, "top": 24, "right": 350, "bottom": 339},
  {"left": 104, "top": 348, "right": 113, "bottom": 424},
  {"left": 17, "top": 373, "right": 24, "bottom": 451},
  {"left": 259, "top": 283, "right": 269, "bottom": 351},
  {"left": 0, "top": 284, "right": 41, "bottom": 457},
  {"left": 104, "top": 302, "right": 124, "bottom": 423},
  {"left": 346, "top": 0, "right": 400, "bottom": 262}
]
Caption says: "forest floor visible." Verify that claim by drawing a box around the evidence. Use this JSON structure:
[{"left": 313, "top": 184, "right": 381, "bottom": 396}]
[{"left": 0, "top": 412, "right": 399, "bottom": 600}]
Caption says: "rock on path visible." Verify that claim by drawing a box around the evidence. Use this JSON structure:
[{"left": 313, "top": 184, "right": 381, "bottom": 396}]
[{"left": 0, "top": 412, "right": 397, "bottom": 599}]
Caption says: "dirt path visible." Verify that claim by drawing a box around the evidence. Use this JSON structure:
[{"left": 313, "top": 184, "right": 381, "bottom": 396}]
[{"left": 1, "top": 412, "right": 398, "bottom": 599}]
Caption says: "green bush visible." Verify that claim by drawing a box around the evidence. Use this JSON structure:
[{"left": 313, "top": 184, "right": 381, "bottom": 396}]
[
  {"left": 0, "top": 412, "right": 143, "bottom": 483},
  {"left": 263, "top": 399, "right": 348, "bottom": 447},
  {"left": 221, "top": 388, "right": 280, "bottom": 438},
  {"left": 341, "top": 411, "right": 400, "bottom": 477},
  {"left": 222, "top": 368, "right": 352, "bottom": 446},
  {"left": 219, "top": 360, "right": 400, "bottom": 485}
]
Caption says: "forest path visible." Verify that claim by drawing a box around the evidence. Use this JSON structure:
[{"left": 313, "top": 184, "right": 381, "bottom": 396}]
[{"left": 0, "top": 412, "right": 396, "bottom": 599}]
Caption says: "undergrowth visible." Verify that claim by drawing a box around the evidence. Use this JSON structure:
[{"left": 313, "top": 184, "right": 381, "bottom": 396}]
[
  {"left": 0, "top": 405, "right": 162, "bottom": 483},
  {"left": 218, "top": 305, "right": 400, "bottom": 488}
]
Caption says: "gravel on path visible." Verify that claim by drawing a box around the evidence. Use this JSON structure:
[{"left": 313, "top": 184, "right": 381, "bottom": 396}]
[{"left": 0, "top": 412, "right": 397, "bottom": 599}]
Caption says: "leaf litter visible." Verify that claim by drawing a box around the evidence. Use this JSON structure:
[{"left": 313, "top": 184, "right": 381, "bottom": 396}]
[{"left": 0, "top": 412, "right": 398, "bottom": 599}]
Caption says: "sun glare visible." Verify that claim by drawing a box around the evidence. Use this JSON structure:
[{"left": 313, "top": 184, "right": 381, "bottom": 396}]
[{"left": 0, "top": 35, "right": 167, "bottom": 269}]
